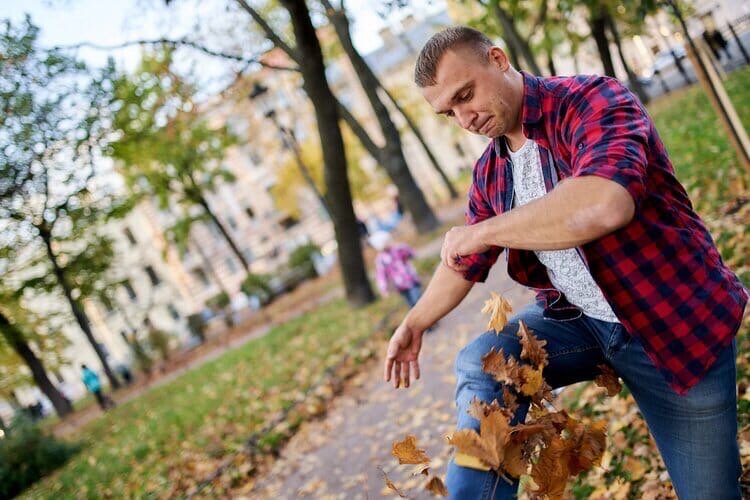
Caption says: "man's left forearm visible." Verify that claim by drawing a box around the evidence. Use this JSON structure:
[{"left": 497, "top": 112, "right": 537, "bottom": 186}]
[{"left": 477, "top": 176, "right": 635, "bottom": 251}]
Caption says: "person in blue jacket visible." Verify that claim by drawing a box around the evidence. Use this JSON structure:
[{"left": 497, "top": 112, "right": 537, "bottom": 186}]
[{"left": 81, "top": 364, "right": 115, "bottom": 411}]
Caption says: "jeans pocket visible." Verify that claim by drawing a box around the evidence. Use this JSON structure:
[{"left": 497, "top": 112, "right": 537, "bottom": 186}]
[{"left": 606, "top": 324, "right": 631, "bottom": 358}]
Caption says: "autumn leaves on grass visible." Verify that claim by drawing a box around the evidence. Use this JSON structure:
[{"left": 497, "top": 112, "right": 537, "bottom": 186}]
[{"left": 387, "top": 292, "right": 623, "bottom": 499}]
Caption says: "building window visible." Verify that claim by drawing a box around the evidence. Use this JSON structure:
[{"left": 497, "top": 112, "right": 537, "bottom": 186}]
[
  {"left": 167, "top": 303, "right": 180, "bottom": 321},
  {"left": 245, "top": 207, "right": 255, "bottom": 219},
  {"left": 192, "top": 267, "right": 210, "bottom": 287},
  {"left": 279, "top": 215, "right": 299, "bottom": 229},
  {"left": 123, "top": 280, "right": 137, "bottom": 301},
  {"left": 144, "top": 265, "right": 160, "bottom": 286},
  {"left": 123, "top": 227, "right": 137, "bottom": 245},
  {"left": 225, "top": 257, "right": 238, "bottom": 273}
]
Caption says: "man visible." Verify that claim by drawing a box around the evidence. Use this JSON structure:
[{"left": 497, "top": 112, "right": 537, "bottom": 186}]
[
  {"left": 383, "top": 26, "right": 747, "bottom": 499},
  {"left": 81, "top": 364, "right": 114, "bottom": 411}
]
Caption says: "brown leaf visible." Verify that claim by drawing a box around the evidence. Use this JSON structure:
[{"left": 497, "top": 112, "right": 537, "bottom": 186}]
[
  {"left": 392, "top": 435, "right": 430, "bottom": 465},
  {"left": 481, "top": 348, "right": 521, "bottom": 386},
  {"left": 517, "top": 321, "right": 548, "bottom": 368},
  {"left": 530, "top": 435, "right": 573, "bottom": 500},
  {"left": 481, "top": 292, "right": 513, "bottom": 332},
  {"left": 594, "top": 364, "right": 622, "bottom": 396},
  {"left": 502, "top": 387, "right": 519, "bottom": 415},
  {"left": 568, "top": 419, "right": 607, "bottom": 476},
  {"left": 424, "top": 476, "right": 448, "bottom": 497},
  {"left": 448, "top": 406, "right": 511, "bottom": 469},
  {"left": 519, "top": 365, "right": 544, "bottom": 396},
  {"left": 379, "top": 467, "right": 407, "bottom": 498}
]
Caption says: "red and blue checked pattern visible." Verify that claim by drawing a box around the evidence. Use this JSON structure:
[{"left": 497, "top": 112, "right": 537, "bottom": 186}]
[{"left": 462, "top": 72, "right": 748, "bottom": 395}]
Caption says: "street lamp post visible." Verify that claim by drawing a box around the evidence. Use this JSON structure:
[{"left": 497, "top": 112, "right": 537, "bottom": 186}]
[{"left": 248, "top": 82, "right": 331, "bottom": 216}]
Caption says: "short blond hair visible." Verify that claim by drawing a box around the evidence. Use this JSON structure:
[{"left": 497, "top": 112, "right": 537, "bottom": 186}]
[{"left": 414, "top": 26, "right": 493, "bottom": 87}]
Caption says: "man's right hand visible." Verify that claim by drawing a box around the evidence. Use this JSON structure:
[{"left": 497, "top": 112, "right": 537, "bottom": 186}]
[{"left": 384, "top": 321, "right": 424, "bottom": 389}]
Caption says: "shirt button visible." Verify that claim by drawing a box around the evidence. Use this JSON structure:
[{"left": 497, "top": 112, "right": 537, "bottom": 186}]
[{"left": 577, "top": 143, "right": 584, "bottom": 150}]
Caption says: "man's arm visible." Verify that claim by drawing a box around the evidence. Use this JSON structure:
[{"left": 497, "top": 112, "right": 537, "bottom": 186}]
[
  {"left": 384, "top": 262, "right": 473, "bottom": 388},
  {"left": 407, "top": 261, "right": 474, "bottom": 330},
  {"left": 478, "top": 175, "right": 635, "bottom": 250},
  {"left": 440, "top": 176, "right": 635, "bottom": 271}
]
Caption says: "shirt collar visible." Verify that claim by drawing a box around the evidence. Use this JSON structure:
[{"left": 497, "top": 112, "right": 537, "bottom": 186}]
[{"left": 495, "top": 71, "right": 545, "bottom": 158}]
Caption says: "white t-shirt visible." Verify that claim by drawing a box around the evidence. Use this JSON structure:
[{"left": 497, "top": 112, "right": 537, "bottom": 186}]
[{"left": 508, "top": 139, "right": 619, "bottom": 323}]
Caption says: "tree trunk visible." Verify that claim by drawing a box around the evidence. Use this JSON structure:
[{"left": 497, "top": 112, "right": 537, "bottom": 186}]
[
  {"left": 546, "top": 47, "right": 557, "bottom": 76},
  {"left": 39, "top": 229, "right": 120, "bottom": 390},
  {"left": 605, "top": 13, "right": 649, "bottom": 104},
  {"left": 323, "top": 3, "right": 441, "bottom": 230},
  {"left": 236, "top": 0, "right": 437, "bottom": 233},
  {"left": 492, "top": 0, "right": 543, "bottom": 75},
  {"left": 590, "top": 9, "right": 616, "bottom": 77},
  {"left": 279, "top": 0, "right": 374, "bottom": 306},
  {"left": 0, "top": 312, "right": 73, "bottom": 418},
  {"left": 324, "top": 1, "right": 457, "bottom": 201},
  {"left": 196, "top": 194, "right": 250, "bottom": 273}
]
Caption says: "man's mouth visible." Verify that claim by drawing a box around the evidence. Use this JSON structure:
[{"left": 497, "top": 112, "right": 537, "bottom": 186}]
[{"left": 478, "top": 117, "right": 493, "bottom": 135}]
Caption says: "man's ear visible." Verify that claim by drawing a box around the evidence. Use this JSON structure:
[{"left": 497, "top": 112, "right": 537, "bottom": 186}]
[{"left": 488, "top": 46, "right": 510, "bottom": 71}]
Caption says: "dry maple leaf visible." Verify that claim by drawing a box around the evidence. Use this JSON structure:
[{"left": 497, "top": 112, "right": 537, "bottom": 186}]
[
  {"left": 530, "top": 434, "right": 573, "bottom": 500},
  {"left": 481, "top": 292, "right": 513, "bottom": 332},
  {"left": 481, "top": 347, "right": 521, "bottom": 385},
  {"left": 379, "top": 466, "right": 407, "bottom": 498},
  {"left": 594, "top": 364, "right": 622, "bottom": 396},
  {"left": 424, "top": 476, "right": 448, "bottom": 497},
  {"left": 502, "top": 387, "right": 519, "bottom": 415},
  {"left": 517, "top": 321, "right": 549, "bottom": 368},
  {"left": 567, "top": 419, "right": 607, "bottom": 476},
  {"left": 448, "top": 406, "right": 511, "bottom": 469},
  {"left": 392, "top": 435, "right": 430, "bottom": 465},
  {"left": 519, "top": 365, "right": 544, "bottom": 396}
]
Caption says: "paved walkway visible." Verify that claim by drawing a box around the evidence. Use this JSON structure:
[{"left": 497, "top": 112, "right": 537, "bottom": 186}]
[{"left": 248, "top": 264, "right": 535, "bottom": 499}]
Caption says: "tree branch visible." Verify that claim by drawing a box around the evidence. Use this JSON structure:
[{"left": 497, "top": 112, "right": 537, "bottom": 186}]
[
  {"left": 233, "top": 0, "right": 301, "bottom": 64},
  {"left": 54, "top": 39, "right": 300, "bottom": 72}
]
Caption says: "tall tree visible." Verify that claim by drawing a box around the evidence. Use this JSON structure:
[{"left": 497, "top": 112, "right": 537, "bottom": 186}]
[
  {"left": 0, "top": 17, "right": 124, "bottom": 389},
  {"left": 321, "top": 0, "right": 458, "bottom": 201},
  {"left": 278, "top": 0, "right": 374, "bottom": 305},
  {"left": 107, "top": 49, "right": 247, "bottom": 272},
  {"left": 232, "top": 0, "right": 438, "bottom": 232},
  {"left": 0, "top": 290, "right": 72, "bottom": 418}
]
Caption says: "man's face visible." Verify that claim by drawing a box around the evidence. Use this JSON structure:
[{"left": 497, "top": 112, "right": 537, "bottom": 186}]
[{"left": 421, "top": 46, "right": 522, "bottom": 139}]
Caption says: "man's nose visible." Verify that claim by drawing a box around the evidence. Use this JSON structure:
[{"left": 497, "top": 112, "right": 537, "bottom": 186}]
[{"left": 456, "top": 107, "right": 476, "bottom": 131}]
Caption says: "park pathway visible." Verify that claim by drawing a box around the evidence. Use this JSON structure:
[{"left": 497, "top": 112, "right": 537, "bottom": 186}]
[{"left": 247, "top": 264, "right": 535, "bottom": 499}]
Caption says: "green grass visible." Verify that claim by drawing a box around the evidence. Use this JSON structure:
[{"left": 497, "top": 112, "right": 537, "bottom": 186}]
[
  {"left": 648, "top": 67, "right": 750, "bottom": 213},
  {"left": 24, "top": 295, "right": 404, "bottom": 499}
]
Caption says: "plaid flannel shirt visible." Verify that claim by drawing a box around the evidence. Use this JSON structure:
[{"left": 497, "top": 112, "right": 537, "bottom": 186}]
[{"left": 462, "top": 72, "right": 748, "bottom": 395}]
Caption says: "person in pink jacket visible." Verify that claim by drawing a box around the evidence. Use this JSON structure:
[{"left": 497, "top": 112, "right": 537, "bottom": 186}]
[{"left": 371, "top": 231, "right": 422, "bottom": 307}]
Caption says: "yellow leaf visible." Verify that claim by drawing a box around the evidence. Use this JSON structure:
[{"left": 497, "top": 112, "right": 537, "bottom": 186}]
[
  {"left": 520, "top": 366, "right": 544, "bottom": 396},
  {"left": 481, "top": 292, "right": 513, "bottom": 332},
  {"left": 454, "top": 452, "right": 491, "bottom": 471},
  {"left": 517, "top": 321, "right": 549, "bottom": 368}
]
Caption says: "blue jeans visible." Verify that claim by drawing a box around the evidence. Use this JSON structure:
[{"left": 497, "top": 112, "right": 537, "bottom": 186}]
[
  {"left": 399, "top": 285, "right": 422, "bottom": 308},
  {"left": 446, "top": 303, "right": 742, "bottom": 499}
]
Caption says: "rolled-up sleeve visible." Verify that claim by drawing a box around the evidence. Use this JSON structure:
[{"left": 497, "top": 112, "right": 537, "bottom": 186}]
[
  {"left": 461, "top": 170, "right": 502, "bottom": 283},
  {"left": 568, "top": 79, "right": 649, "bottom": 208}
]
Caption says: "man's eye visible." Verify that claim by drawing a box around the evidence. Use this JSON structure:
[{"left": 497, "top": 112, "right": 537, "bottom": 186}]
[
  {"left": 445, "top": 110, "right": 454, "bottom": 117},
  {"left": 461, "top": 92, "right": 472, "bottom": 102}
]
